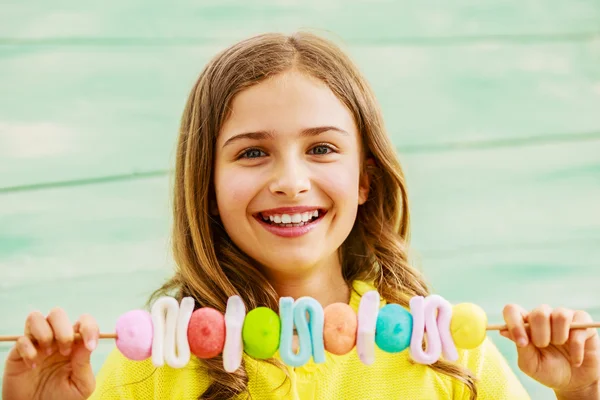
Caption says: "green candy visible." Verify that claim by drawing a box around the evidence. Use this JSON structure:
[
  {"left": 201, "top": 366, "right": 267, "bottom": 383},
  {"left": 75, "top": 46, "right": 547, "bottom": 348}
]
[{"left": 242, "top": 307, "right": 281, "bottom": 359}]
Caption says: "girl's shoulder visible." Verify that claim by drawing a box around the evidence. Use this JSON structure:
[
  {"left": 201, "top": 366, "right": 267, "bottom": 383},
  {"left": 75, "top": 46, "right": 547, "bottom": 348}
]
[
  {"left": 453, "top": 337, "right": 531, "bottom": 399},
  {"left": 89, "top": 346, "right": 209, "bottom": 399}
]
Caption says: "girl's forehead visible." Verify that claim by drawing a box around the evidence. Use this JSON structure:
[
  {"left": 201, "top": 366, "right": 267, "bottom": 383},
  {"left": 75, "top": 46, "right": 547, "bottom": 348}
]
[{"left": 219, "top": 71, "right": 357, "bottom": 143}]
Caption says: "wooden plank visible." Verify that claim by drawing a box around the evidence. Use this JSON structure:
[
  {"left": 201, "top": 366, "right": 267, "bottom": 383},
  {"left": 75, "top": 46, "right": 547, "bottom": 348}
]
[
  {"left": 423, "top": 247, "right": 600, "bottom": 322},
  {"left": 2, "top": 41, "right": 599, "bottom": 188},
  {"left": 0, "top": 44, "right": 215, "bottom": 189},
  {"left": 403, "top": 139, "right": 600, "bottom": 252},
  {"left": 0, "top": 177, "right": 172, "bottom": 287},
  {"left": 0, "top": 0, "right": 598, "bottom": 41}
]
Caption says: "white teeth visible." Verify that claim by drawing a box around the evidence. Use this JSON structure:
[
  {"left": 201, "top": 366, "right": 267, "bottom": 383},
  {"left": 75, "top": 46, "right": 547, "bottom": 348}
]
[{"left": 261, "top": 210, "right": 322, "bottom": 226}]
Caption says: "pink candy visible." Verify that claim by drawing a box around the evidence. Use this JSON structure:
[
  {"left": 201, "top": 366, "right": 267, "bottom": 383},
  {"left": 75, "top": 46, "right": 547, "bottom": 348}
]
[
  {"left": 409, "top": 295, "right": 458, "bottom": 365},
  {"left": 115, "top": 310, "right": 153, "bottom": 361}
]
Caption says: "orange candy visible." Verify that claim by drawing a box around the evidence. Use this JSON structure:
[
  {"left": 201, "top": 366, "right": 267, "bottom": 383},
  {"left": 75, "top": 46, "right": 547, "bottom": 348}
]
[{"left": 323, "top": 303, "right": 357, "bottom": 355}]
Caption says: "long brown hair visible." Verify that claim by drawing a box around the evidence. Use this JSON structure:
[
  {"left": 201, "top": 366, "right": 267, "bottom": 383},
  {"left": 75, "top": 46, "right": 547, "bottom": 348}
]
[{"left": 151, "top": 31, "right": 477, "bottom": 400}]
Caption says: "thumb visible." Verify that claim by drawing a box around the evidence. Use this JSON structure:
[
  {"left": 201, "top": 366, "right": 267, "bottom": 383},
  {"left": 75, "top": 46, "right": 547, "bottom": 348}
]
[
  {"left": 70, "top": 342, "right": 96, "bottom": 397},
  {"left": 71, "top": 340, "right": 93, "bottom": 371},
  {"left": 71, "top": 334, "right": 92, "bottom": 365},
  {"left": 69, "top": 316, "right": 98, "bottom": 397},
  {"left": 500, "top": 328, "right": 540, "bottom": 375}
]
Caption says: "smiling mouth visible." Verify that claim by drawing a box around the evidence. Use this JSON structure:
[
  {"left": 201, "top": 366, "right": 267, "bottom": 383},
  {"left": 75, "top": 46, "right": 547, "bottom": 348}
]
[{"left": 255, "top": 209, "right": 327, "bottom": 227}]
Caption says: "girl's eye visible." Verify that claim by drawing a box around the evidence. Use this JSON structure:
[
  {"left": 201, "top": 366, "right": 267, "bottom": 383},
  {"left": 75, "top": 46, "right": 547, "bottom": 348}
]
[
  {"left": 240, "top": 148, "right": 266, "bottom": 159},
  {"left": 309, "top": 145, "right": 334, "bottom": 155}
]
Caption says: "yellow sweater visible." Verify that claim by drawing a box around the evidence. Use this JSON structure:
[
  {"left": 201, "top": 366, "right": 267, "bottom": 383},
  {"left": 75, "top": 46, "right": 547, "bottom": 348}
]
[{"left": 90, "top": 281, "right": 531, "bottom": 399}]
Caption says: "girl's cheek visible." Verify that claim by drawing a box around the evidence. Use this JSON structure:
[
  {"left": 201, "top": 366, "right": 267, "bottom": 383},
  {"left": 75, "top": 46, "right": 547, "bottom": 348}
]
[
  {"left": 216, "top": 167, "right": 264, "bottom": 210},
  {"left": 314, "top": 163, "right": 361, "bottom": 199}
]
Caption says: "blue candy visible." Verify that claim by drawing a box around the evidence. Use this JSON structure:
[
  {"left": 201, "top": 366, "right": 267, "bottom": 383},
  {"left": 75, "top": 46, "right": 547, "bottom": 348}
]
[
  {"left": 294, "top": 296, "right": 325, "bottom": 364},
  {"left": 375, "top": 304, "right": 413, "bottom": 353},
  {"left": 278, "top": 296, "right": 326, "bottom": 367},
  {"left": 278, "top": 297, "right": 310, "bottom": 367}
]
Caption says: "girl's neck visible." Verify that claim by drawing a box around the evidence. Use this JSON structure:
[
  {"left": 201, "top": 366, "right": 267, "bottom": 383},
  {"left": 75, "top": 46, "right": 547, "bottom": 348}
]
[{"left": 265, "top": 257, "right": 351, "bottom": 307}]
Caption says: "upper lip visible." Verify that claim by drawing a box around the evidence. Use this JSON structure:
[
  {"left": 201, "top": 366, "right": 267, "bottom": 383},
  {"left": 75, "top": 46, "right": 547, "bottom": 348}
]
[{"left": 256, "top": 206, "right": 325, "bottom": 217}]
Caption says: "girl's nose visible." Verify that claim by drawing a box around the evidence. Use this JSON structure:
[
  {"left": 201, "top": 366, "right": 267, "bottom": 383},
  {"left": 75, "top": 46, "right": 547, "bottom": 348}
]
[{"left": 269, "top": 159, "right": 311, "bottom": 199}]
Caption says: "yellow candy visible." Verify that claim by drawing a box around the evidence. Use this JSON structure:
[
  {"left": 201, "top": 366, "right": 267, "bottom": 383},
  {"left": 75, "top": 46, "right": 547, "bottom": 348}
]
[{"left": 450, "top": 303, "right": 487, "bottom": 349}]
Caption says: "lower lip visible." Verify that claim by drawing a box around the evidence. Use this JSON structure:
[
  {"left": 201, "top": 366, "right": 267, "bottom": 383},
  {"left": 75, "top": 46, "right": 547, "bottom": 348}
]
[{"left": 255, "top": 212, "right": 326, "bottom": 238}]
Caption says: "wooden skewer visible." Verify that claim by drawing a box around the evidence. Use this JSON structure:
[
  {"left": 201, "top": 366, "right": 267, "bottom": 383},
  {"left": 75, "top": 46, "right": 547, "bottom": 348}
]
[
  {"left": 486, "top": 322, "right": 600, "bottom": 331},
  {"left": 0, "top": 323, "right": 599, "bottom": 342},
  {"left": 0, "top": 333, "right": 117, "bottom": 342}
]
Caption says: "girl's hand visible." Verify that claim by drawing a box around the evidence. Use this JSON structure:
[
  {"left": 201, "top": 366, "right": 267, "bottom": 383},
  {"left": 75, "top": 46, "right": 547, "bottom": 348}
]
[
  {"left": 501, "top": 304, "right": 600, "bottom": 399},
  {"left": 2, "top": 308, "right": 99, "bottom": 400}
]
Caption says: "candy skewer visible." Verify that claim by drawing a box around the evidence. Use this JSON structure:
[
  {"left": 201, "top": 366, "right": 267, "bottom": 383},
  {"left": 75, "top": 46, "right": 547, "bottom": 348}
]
[
  {"left": 2, "top": 293, "right": 600, "bottom": 371},
  {"left": 1, "top": 323, "right": 600, "bottom": 343}
]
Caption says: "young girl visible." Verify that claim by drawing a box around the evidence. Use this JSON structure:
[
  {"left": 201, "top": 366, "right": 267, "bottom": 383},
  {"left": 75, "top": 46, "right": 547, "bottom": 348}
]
[{"left": 3, "top": 32, "right": 599, "bottom": 400}]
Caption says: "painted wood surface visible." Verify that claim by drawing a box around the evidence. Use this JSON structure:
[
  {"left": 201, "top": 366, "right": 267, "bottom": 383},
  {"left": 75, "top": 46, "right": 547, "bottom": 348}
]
[{"left": 1, "top": 1, "right": 599, "bottom": 398}]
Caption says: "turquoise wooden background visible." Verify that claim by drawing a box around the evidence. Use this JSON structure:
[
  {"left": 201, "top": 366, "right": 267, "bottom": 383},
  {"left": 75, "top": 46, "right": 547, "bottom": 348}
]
[{"left": 1, "top": 1, "right": 599, "bottom": 398}]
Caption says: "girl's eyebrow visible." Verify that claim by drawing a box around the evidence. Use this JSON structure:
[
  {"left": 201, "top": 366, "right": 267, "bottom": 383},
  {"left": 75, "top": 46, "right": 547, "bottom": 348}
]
[{"left": 222, "top": 126, "right": 349, "bottom": 148}]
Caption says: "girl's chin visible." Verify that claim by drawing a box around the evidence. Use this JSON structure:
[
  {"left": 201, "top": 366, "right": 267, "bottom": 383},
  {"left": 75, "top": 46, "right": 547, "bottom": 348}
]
[{"left": 260, "top": 255, "right": 324, "bottom": 275}]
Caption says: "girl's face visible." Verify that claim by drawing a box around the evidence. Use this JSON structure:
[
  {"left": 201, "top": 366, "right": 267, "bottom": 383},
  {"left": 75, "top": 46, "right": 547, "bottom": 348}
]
[{"left": 214, "top": 70, "right": 369, "bottom": 278}]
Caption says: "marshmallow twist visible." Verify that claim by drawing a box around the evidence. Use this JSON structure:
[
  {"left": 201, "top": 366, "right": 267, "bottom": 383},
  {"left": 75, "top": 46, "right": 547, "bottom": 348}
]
[
  {"left": 223, "top": 295, "right": 246, "bottom": 372},
  {"left": 409, "top": 295, "right": 458, "bottom": 365},
  {"left": 151, "top": 296, "right": 194, "bottom": 368},
  {"left": 356, "top": 290, "right": 380, "bottom": 365}
]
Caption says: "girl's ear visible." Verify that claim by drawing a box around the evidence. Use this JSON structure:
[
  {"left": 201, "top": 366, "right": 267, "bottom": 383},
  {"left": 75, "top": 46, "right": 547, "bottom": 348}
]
[{"left": 358, "top": 158, "right": 375, "bottom": 205}]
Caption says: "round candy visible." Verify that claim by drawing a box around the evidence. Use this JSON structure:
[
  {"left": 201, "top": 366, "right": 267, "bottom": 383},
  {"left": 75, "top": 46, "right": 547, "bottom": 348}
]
[
  {"left": 450, "top": 303, "right": 487, "bottom": 349},
  {"left": 323, "top": 303, "right": 357, "bottom": 355},
  {"left": 242, "top": 307, "right": 281, "bottom": 359},
  {"left": 115, "top": 309, "right": 153, "bottom": 361},
  {"left": 188, "top": 308, "right": 226, "bottom": 359},
  {"left": 375, "top": 304, "right": 413, "bottom": 353}
]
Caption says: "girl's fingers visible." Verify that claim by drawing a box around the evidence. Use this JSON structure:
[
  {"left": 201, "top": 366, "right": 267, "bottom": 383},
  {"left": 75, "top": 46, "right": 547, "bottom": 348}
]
[
  {"left": 528, "top": 304, "right": 552, "bottom": 348},
  {"left": 15, "top": 335, "right": 38, "bottom": 368},
  {"left": 550, "top": 307, "right": 573, "bottom": 346},
  {"left": 75, "top": 314, "right": 99, "bottom": 353},
  {"left": 568, "top": 310, "right": 594, "bottom": 367},
  {"left": 502, "top": 304, "right": 530, "bottom": 348},
  {"left": 24, "top": 310, "right": 55, "bottom": 356},
  {"left": 46, "top": 307, "right": 74, "bottom": 357}
]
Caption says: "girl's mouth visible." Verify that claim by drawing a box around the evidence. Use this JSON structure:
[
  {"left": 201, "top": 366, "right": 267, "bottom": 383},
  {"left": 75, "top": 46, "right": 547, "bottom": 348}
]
[{"left": 253, "top": 209, "right": 327, "bottom": 238}]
